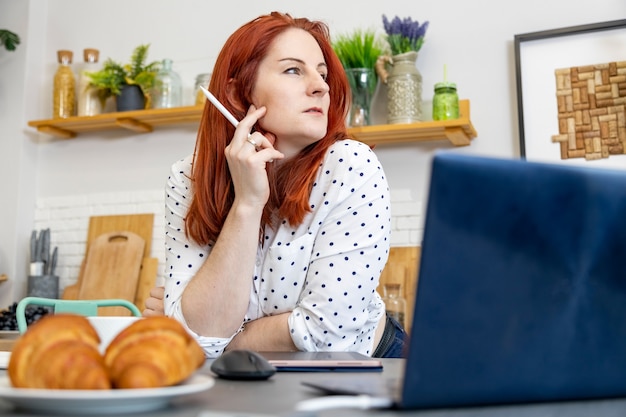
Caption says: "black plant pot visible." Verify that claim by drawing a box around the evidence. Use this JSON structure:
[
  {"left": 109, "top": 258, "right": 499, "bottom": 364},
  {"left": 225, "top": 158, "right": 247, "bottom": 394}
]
[{"left": 116, "top": 84, "right": 145, "bottom": 112}]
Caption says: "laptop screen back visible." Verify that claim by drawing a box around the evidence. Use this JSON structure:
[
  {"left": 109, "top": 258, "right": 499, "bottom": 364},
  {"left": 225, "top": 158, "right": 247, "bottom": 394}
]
[{"left": 402, "top": 153, "right": 626, "bottom": 409}]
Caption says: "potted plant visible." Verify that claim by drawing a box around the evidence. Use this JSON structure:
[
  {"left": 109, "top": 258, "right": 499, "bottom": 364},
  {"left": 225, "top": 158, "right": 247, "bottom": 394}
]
[
  {"left": 0, "top": 29, "right": 20, "bottom": 51},
  {"left": 332, "top": 28, "right": 385, "bottom": 126},
  {"left": 87, "top": 44, "right": 160, "bottom": 112}
]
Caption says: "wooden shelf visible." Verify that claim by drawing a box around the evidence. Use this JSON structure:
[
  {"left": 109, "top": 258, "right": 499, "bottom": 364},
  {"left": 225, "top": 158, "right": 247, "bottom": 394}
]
[
  {"left": 349, "top": 100, "right": 476, "bottom": 147},
  {"left": 28, "top": 106, "right": 204, "bottom": 139},
  {"left": 27, "top": 100, "right": 477, "bottom": 146}
]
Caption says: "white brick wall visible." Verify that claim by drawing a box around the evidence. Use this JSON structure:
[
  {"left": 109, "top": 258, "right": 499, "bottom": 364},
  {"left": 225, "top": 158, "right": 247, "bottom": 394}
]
[
  {"left": 33, "top": 190, "right": 166, "bottom": 293},
  {"left": 33, "top": 189, "right": 422, "bottom": 294}
]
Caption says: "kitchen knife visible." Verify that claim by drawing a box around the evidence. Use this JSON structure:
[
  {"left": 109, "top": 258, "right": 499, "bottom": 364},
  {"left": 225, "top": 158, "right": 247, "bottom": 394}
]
[
  {"left": 49, "top": 246, "right": 58, "bottom": 276},
  {"left": 30, "top": 230, "right": 37, "bottom": 262},
  {"left": 41, "top": 229, "right": 50, "bottom": 274},
  {"left": 34, "top": 230, "right": 43, "bottom": 263}
]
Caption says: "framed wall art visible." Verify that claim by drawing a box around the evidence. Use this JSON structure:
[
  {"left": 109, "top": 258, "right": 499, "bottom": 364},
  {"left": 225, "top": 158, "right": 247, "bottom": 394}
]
[{"left": 514, "top": 19, "right": 626, "bottom": 170}]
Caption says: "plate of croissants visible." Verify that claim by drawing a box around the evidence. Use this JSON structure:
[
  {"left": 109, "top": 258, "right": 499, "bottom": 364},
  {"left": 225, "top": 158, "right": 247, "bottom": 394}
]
[{"left": 0, "top": 314, "right": 213, "bottom": 414}]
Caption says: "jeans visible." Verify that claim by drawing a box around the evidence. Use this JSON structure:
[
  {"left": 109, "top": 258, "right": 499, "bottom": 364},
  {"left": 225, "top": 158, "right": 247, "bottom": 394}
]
[{"left": 372, "top": 313, "right": 409, "bottom": 358}]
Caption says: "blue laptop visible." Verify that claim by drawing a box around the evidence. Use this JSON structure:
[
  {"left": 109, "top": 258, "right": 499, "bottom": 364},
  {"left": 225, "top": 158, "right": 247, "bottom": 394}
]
[{"left": 305, "top": 152, "right": 626, "bottom": 409}]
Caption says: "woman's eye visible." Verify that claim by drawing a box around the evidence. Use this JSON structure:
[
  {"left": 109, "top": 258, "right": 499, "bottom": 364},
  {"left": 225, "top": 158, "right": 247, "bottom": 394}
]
[
  {"left": 320, "top": 73, "right": 328, "bottom": 81},
  {"left": 285, "top": 67, "right": 301, "bottom": 75}
]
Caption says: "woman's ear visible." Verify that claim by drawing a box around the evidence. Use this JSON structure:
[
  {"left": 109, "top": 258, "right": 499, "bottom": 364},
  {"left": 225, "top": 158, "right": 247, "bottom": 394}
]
[{"left": 225, "top": 79, "right": 247, "bottom": 115}]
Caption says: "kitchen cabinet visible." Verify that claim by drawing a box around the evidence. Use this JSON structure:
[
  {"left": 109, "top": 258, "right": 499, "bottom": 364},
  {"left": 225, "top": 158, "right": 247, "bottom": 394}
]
[{"left": 27, "top": 99, "right": 477, "bottom": 146}]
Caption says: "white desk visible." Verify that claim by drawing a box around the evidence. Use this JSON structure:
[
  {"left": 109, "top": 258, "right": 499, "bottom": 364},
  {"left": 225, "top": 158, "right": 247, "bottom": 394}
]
[{"left": 2, "top": 359, "right": 626, "bottom": 416}]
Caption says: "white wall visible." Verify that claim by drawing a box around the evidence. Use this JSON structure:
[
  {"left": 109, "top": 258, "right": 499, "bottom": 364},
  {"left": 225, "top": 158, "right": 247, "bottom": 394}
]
[{"left": 1, "top": 0, "right": 624, "bottom": 307}]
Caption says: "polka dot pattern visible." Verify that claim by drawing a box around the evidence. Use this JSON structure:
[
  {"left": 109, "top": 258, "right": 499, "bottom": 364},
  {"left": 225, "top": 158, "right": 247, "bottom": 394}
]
[{"left": 163, "top": 140, "right": 391, "bottom": 357}]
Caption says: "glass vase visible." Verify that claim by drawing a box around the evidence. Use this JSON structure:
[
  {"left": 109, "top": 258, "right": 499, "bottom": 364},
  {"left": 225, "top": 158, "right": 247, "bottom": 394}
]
[
  {"left": 152, "top": 58, "right": 182, "bottom": 108},
  {"left": 382, "top": 283, "right": 407, "bottom": 328},
  {"left": 345, "top": 68, "right": 376, "bottom": 127}
]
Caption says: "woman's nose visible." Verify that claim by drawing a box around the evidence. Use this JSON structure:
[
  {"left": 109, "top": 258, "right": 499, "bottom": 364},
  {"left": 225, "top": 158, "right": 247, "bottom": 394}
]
[{"left": 309, "top": 74, "right": 329, "bottom": 96}]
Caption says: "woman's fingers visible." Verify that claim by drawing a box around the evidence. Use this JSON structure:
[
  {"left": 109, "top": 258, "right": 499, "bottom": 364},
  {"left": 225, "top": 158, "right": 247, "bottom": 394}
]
[
  {"left": 149, "top": 285, "right": 165, "bottom": 299},
  {"left": 142, "top": 286, "right": 165, "bottom": 317},
  {"left": 229, "top": 105, "right": 283, "bottom": 162},
  {"left": 247, "top": 132, "right": 284, "bottom": 162}
]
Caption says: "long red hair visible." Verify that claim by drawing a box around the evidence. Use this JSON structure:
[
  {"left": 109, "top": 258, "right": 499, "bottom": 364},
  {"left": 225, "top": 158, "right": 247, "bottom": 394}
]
[{"left": 186, "top": 12, "right": 350, "bottom": 246}]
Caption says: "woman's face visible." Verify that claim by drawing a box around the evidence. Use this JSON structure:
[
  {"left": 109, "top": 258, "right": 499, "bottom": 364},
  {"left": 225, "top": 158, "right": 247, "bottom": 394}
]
[{"left": 251, "top": 28, "right": 330, "bottom": 159}]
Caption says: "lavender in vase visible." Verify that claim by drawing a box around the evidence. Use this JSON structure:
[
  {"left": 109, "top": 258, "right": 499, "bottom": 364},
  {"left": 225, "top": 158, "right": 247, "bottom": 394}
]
[{"left": 382, "top": 15, "right": 429, "bottom": 57}]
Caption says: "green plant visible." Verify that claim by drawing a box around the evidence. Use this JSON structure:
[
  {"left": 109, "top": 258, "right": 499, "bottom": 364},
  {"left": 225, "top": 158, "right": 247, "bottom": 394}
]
[
  {"left": 333, "top": 29, "right": 384, "bottom": 126},
  {"left": 88, "top": 44, "right": 160, "bottom": 101},
  {"left": 332, "top": 28, "right": 384, "bottom": 72},
  {"left": 0, "top": 29, "right": 20, "bottom": 51}
]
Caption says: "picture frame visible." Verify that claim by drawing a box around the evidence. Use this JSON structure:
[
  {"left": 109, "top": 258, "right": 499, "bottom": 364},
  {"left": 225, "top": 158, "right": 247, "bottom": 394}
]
[{"left": 514, "top": 19, "right": 626, "bottom": 169}]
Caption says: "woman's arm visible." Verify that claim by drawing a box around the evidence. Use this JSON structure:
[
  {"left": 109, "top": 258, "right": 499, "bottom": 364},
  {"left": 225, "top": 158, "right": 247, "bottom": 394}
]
[
  {"left": 225, "top": 313, "right": 298, "bottom": 352},
  {"left": 180, "top": 202, "right": 262, "bottom": 337},
  {"left": 167, "top": 106, "right": 284, "bottom": 339}
]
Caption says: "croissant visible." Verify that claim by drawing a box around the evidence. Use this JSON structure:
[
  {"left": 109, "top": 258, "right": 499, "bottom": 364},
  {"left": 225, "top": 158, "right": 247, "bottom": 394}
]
[
  {"left": 104, "top": 316, "right": 206, "bottom": 389},
  {"left": 8, "top": 314, "right": 111, "bottom": 389}
]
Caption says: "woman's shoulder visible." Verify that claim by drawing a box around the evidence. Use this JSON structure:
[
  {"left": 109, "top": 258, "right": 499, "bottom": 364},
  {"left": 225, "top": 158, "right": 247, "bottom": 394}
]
[
  {"left": 167, "top": 154, "right": 194, "bottom": 191},
  {"left": 324, "top": 139, "right": 382, "bottom": 169},
  {"left": 328, "top": 138, "right": 374, "bottom": 154},
  {"left": 170, "top": 154, "right": 194, "bottom": 175}
]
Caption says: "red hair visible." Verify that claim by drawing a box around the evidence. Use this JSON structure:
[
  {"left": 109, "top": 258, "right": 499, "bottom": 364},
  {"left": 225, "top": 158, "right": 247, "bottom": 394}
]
[{"left": 186, "top": 12, "right": 350, "bottom": 246}]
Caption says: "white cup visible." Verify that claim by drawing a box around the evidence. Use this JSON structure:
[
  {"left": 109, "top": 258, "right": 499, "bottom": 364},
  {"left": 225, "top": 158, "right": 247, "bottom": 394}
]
[{"left": 87, "top": 316, "right": 142, "bottom": 352}]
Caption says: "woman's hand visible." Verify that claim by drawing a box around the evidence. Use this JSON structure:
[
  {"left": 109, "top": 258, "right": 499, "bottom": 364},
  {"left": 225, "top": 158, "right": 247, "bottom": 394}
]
[
  {"left": 142, "top": 286, "right": 165, "bottom": 317},
  {"left": 224, "top": 105, "right": 284, "bottom": 209}
]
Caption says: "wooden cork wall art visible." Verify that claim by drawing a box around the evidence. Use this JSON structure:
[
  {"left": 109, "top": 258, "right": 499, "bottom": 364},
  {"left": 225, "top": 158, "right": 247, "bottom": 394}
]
[
  {"left": 515, "top": 19, "right": 626, "bottom": 168},
  {"left": 552, "top": 61, "right": 626, "bottom": 161}
]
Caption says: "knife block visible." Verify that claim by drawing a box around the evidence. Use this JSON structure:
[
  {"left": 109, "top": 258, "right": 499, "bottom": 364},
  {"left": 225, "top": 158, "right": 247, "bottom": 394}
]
[{"left": 27, "top": 275, "right": 59, "bottom": 299}]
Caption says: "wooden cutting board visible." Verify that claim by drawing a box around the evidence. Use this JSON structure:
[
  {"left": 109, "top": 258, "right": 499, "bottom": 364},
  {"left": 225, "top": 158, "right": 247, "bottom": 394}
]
[
  {"left": 77, "top": 231, "right": 145, "bottom": 316},
  {"left": 378, "top": 246, "right": 421, "bottom": 333},
  {"left": 62, "top": 213, "right": 156, "bottom": 308},
  {"left": 87, "top": 214, "right": 154, "bottom": 258},
  {"left": 134, "top": 257, "right": 158, "bottom": 312}
]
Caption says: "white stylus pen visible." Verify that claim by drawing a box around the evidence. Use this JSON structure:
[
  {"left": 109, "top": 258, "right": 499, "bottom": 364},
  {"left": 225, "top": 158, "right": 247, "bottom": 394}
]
[
  {"left": 199, "top": 86, "right": 240, "bottom": 128},
  {"left": 199, "top": 85, "right": 265, "bottom": 155}
]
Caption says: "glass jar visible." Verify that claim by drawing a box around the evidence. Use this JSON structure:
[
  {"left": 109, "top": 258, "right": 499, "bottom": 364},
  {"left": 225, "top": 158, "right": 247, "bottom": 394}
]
[
  {"left": 194, "top": 73, "right": 212, "bottom": 106},
  {"left": 77, "top": 48, "right": 103, "bottom": 116},
  {"left": 382, "top": 283, "right": 407, "bottom": 328},
  {"left": 52, "top": 50, "right": 76, "bottom": 119},
  {"left": 152, "top": 58, "right": 182, "bottom": 108},
  {"left": 432, "top": 81, "right": 459, "bottom": 121}
]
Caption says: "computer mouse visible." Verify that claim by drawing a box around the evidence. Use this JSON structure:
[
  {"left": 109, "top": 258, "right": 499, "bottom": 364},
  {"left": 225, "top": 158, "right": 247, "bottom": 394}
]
[{"left": 210, "top": 349, "right": 277, "bottom": 380}]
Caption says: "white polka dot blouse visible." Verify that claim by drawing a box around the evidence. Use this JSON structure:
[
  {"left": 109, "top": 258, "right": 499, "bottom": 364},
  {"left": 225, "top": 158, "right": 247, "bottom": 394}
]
[{"left": 164, "top": 139, "right": 391, "bottom": 358}]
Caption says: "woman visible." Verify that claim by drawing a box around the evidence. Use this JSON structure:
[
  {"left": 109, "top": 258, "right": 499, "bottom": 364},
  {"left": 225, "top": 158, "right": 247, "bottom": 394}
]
[{"left": 145, "top": 12, "right": 407, "bottom": 358}]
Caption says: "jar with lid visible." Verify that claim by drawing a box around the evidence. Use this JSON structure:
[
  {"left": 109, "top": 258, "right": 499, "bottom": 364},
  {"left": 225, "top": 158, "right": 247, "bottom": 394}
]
[
  {"left": 382, "top": 283, "right": 407, "bottom": 328},
  {"left": 152, "top": 58, "right": 182, "bottom": 108},
  {"left": 194, "top": 73, "right": 212, "bottom": 106},
  {"left": 432, "top": 81, "right": 459, "bottom": 121},
  {"left": 77, "top": 48, "right": 103, "bottom": 116},
  {"left": 52, "top": 50, "right": 76, "bottom": 119}
]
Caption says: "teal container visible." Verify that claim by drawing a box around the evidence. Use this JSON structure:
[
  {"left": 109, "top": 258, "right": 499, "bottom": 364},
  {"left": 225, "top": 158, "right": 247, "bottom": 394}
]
[{"left": 432, "top": 82, "right": 459, "bottom": 121}]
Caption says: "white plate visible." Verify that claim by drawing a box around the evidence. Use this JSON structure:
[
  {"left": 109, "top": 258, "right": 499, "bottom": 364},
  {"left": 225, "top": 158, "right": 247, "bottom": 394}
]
[
  {"left": 0, "top": 374, "right": 214, "bottom": 414},
  {"left": 0, "top": 352, "right": 9, "bottom": 369}
]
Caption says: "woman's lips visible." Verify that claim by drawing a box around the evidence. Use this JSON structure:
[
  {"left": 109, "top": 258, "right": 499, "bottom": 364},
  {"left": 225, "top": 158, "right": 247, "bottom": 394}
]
[{"left": 305, "top": 107, "right": 323, "bottom": 114}]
